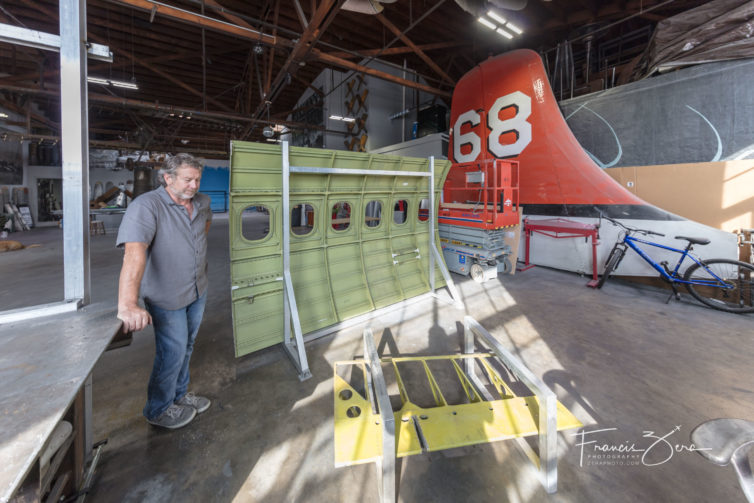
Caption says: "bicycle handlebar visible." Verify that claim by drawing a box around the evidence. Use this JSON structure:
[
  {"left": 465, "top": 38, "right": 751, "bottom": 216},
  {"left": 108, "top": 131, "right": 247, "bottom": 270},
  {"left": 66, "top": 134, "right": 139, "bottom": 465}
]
[{"left": 594, "top": 208, "right": 665, "bottom": 237}]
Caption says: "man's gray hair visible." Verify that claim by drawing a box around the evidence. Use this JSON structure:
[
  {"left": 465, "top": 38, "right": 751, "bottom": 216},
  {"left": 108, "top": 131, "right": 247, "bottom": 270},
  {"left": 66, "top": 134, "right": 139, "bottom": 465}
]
[{"left": 158, "top": 153, "right": 203, "bottom": 186}]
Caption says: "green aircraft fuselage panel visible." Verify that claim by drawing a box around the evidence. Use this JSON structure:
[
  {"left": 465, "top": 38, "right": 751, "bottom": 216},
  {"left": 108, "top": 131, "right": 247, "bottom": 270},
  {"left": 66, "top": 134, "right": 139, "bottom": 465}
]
[{"left": 229, "top": 142, "right": 451, "bottom": 357}]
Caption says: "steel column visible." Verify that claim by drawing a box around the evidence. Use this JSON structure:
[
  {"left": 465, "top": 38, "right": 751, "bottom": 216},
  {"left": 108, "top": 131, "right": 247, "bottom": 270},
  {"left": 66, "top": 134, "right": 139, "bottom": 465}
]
[{"left": 59, "top": 0, "right": 91, "bottom": 305}]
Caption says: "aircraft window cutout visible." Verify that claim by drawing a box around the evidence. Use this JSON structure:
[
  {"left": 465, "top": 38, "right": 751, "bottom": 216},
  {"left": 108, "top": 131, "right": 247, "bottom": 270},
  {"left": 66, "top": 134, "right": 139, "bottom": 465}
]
[
  {"left": 365, "top": 201, "right": 382, "bottom": 228},
  {"left": 241, "top": 205, "right": 270, "bottom": 241},
  {"left": 331, "top": 202, "right": 351, "bottom": 231},
  {"left": 291, "top": 203, "right": 314, "bottom": 235},
  {"left": 418, "top": 199, "right": 429, "bottom": 222},
  {"left": 394, "top": 200, "right": 408, "bottom": 225}
]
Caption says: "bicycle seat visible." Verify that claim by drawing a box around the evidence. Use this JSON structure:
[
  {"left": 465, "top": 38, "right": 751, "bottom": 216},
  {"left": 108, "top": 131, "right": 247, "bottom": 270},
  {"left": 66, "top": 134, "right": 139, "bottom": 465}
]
[
  {"left": 691, "top": 418, "right": 754, "bottom": 466},
  {"left": 675, "top": 235, "right": 711, "bottom": 245},
  {"left": 690, "top": 418, "right": 754, "bottom": 502}
]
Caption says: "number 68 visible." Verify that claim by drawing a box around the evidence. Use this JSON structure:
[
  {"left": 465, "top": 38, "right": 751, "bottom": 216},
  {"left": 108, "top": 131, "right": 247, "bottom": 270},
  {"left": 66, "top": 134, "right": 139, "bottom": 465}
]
[{"left": 453, "top": 91, "right": 532, "bottom": 162}]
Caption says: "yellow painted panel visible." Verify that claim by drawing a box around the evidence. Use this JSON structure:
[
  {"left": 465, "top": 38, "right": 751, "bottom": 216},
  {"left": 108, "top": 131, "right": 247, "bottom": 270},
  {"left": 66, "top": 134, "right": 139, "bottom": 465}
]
[{"left": 334, "top": 366, "right": 583, "bottom": 465}]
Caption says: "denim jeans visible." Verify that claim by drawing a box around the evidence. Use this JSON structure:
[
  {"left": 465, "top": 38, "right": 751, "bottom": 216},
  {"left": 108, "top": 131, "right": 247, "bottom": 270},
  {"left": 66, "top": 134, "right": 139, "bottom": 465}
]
[{"left": 143, "top": 291, "right": 207, "bottom": 420}]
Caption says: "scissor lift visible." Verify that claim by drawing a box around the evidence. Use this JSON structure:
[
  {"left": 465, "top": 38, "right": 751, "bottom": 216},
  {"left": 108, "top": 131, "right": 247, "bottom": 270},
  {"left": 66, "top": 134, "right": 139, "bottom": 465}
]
[
  {"left": 333, "top": 317, "right": 582, "bottom": 502},
  {"left": 438, "top": 159, "right": 520, "bottom": 282}
]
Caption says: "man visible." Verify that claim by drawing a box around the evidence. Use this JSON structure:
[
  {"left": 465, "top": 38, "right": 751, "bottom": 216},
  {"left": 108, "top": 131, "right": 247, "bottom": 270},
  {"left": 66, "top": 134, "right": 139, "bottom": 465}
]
[{"left": 117, "top": 153, "right": 213, "bottom": 429}]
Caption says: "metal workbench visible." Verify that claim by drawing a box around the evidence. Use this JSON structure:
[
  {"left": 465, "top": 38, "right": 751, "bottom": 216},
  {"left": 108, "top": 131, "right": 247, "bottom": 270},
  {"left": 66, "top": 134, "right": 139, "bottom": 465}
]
[{"left": 0, "top": 304, "right": 121, "bottom": 502}]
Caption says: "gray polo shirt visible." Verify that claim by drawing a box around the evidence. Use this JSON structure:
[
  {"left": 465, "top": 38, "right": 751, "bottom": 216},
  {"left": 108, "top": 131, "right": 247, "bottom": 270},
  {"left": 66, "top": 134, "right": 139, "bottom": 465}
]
[{"left": 116, "top": 186, "right": 212, "bottom": 310}]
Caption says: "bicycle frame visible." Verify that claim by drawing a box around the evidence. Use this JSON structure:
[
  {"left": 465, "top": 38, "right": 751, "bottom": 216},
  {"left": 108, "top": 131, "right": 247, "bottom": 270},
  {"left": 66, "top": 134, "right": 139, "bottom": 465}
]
[{"left": 621, "top": 234, "right": 732, "bottom": 288}]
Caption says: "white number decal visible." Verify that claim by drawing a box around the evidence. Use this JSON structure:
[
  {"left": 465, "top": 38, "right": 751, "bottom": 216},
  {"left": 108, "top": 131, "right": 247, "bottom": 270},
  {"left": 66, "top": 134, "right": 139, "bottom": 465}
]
[
  {"left": 453, "top": 91, "right": 532, "bottom": 162},
  {"left": 487, "top": 91, "right": 531, "bottom": 158},
  {"left": 452, "top": 109, "right": 481, "bottom": 163}
]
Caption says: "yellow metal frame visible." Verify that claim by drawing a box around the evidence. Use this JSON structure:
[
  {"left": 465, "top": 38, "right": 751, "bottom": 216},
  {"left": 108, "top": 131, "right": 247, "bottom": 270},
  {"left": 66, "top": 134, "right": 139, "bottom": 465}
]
[
  {"left": 334, "top": 354, "right": 581, "bottom": 466},
  {"left": 333, "top": 319, "right": 583, "bottom": 502}
]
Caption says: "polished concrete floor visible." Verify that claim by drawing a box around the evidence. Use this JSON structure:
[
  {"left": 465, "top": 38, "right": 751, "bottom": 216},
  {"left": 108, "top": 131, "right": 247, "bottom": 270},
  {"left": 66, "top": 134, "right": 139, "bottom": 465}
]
[{"left": 2, "top": 216, "right": 753, "bottom": 502}]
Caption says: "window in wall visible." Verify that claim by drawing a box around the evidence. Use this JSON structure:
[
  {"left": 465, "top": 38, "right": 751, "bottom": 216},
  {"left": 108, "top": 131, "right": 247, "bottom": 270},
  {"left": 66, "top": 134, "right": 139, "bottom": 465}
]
[
  {"left": 365, "top": 201, "right": 382, "bottom": 228},
  {"left": 394, "top": 200, "right": 408, "bottom": 224},
  {"left": 418, "top": 198, "right": 429, "bottom": 221},
  {"left": 291, "top": 203, "right": 314, "bottom": 235},
  {"left": 241, "top": 205, "right": 270, "bottom": 241},
  {"left": 331, "top": 202, "right": 351, "bottom": 230}
]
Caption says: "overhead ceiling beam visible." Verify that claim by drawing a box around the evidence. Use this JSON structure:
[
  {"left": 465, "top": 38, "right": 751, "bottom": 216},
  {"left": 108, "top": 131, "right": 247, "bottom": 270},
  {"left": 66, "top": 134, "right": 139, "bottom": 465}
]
[
  {"left": 313, "top": 49, "right": 452, "bottom": 98},
  {"left": 0, "top": 83, "right": 327, "bottom": 131},
  {"left": 101, "top": 0, "right": 450, "bottom": 99},
  {"left": 293, "top": 0, "right": 308, "bottom": 29},
  {"left": 0, "top": 96, "right": 59, "bottom": 131},
  {"left": 374, "top": 12, "right": 455, "bottom": 85},
  {"left": 291, "top": 73, "right": 324, "bottom": 97},
  {"left": 0, "top": 46, "right": 242, "bottom": 85},
  {"left": 324, "top": 41, "right": 469, "bottom": 60},
  {"left": 104, "top": 0, "right": 282, "bottom": 47},
  {"left": 265, "top": 0, "right": 281, "bottom": 97},
  {"left": 541, "top": 0, "right": 673, "bottom": 30},
  {"left": 252, "top": 0, "right": 346, "bottom": 119},
  {"left": 18, "top": 0, "right": 235, "bottom": 112}
]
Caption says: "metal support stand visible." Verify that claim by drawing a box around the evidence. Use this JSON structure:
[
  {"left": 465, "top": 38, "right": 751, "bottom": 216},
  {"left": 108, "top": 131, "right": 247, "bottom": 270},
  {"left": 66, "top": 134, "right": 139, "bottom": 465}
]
[
  {"left": 279, "top": 143, "right": 462, "bottom": 379},
  {"left": 428, "top": 157, "right": 463, "bottom": 308},
  {"left": 363, "top": 329, "right": 396, "bottom": 503},
  {"left": 522, "top": 217, "right": 600, "bottom": 288},
  {"left": 345, "top": 319, "right": 569, "bottom": 500},
  {"left": 281, "top": 142, "right": 312, "bottom": 381},
  {"left": 463, "top": 316, "right": 558, "bottom": 493}
]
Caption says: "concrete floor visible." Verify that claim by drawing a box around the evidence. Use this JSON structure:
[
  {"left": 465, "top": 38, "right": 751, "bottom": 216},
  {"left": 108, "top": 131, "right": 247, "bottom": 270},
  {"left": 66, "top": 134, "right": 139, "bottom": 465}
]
[{"left": 2, "top": 216, "right": 753, "bottom": 502}]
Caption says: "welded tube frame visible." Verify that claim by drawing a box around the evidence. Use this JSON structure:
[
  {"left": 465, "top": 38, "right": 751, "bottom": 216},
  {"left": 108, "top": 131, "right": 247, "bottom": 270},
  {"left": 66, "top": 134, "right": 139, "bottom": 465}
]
[
  {"left": 363, "top": 328, "right": 396, "bottom": 503},
  {"left": 463, "top": 315, "right": 558, "bottom": 493},
  {"left": 281, "top": 142, "right": 312, "bottom": 381},
  {"left": 280, "top": 144, "right": 462, "bottom": 379},
  {"left": 428, "top": 157, "right": 463, "bottom": 308},
  {"left": 0, "top": 22, "right": 112, "bottom": 61}
]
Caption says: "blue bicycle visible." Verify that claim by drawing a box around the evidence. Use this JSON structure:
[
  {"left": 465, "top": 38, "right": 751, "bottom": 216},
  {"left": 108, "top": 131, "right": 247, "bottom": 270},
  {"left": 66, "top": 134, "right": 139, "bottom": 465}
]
[{"left": 597, "top": 213, "right": 754, "bottom": 313}]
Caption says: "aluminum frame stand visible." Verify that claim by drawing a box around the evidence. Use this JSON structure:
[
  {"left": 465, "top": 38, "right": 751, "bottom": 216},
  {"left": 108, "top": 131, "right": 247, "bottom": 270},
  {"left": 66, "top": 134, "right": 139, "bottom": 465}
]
[
  {"left": 281, "top": 142, "right": 312, "bottom": 381},
  {"left": 280, "top": 142, "right": 462, "bottom": 380},
  {"left": 463, "top": 316, "right": 558, "bottom": 493},
  {"left": 363, "top": 328, "right": 396, "bottom": 503}
]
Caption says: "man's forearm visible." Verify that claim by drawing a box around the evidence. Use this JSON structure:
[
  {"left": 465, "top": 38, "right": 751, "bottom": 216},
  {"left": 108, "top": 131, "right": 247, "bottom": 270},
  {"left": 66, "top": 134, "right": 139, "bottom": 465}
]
[{"left": 118, "top": 243, "right": 147, "bottom": 309}]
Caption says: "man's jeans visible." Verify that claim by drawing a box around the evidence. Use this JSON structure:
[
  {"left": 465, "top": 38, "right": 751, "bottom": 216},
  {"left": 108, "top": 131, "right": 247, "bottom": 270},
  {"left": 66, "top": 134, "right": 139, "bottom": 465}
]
[{"left": 143, "top": 292, "right": 207, "bottom": 420}]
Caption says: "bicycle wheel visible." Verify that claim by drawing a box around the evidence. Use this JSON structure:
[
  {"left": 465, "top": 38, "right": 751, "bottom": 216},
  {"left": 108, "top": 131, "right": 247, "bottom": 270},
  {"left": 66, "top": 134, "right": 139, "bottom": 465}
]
[
  {"left": 597, "top": 246, "right": 625, "bottom": 289},
  {"left": 683, "top": 259, "right": 754, "bottom": 313}
]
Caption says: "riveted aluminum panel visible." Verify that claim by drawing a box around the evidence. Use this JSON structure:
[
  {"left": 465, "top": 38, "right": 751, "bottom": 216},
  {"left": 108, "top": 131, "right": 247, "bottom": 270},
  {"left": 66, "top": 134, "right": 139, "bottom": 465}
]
[{"left": 230, "top": 142, "right": 450, "bottom": 357}]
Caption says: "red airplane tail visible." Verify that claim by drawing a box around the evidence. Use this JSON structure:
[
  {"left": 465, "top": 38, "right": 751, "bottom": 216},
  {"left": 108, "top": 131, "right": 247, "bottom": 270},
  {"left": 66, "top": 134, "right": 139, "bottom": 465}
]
[{"left": 447, "top": 49, "right": 677, "bottom": 221}]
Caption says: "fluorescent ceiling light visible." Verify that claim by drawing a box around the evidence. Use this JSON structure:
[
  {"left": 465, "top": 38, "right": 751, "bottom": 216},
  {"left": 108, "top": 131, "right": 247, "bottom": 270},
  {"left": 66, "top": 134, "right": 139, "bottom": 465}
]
[
  {"left": 111, "top": 79, "right": 138, "bottom": 90},
  {"left": 487, "top": 11, "right": 507, "bottom": 25},
  {"left": 329, "top": 114, "right": 343, "bottom": 120},
  {"left": 0, "top": 112, "right": 8, "bottom": 119},
  {"left": 497, "top": 27, "right": 514, "bottom": 39},
  {"left": 342, "top": 117, "right": 356, "bottom": 122},
  {"left": 477, "top": 17, "right": 496, "bottom": 30},
  {"left": 266, "top": 138, "right": 280, "bottom": 142},
  {"left": 87, "top": 76, "right": 139, "bottom": 89},
  {"left": 506, "top": 22, "right": 523, "bottom": 34}
]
